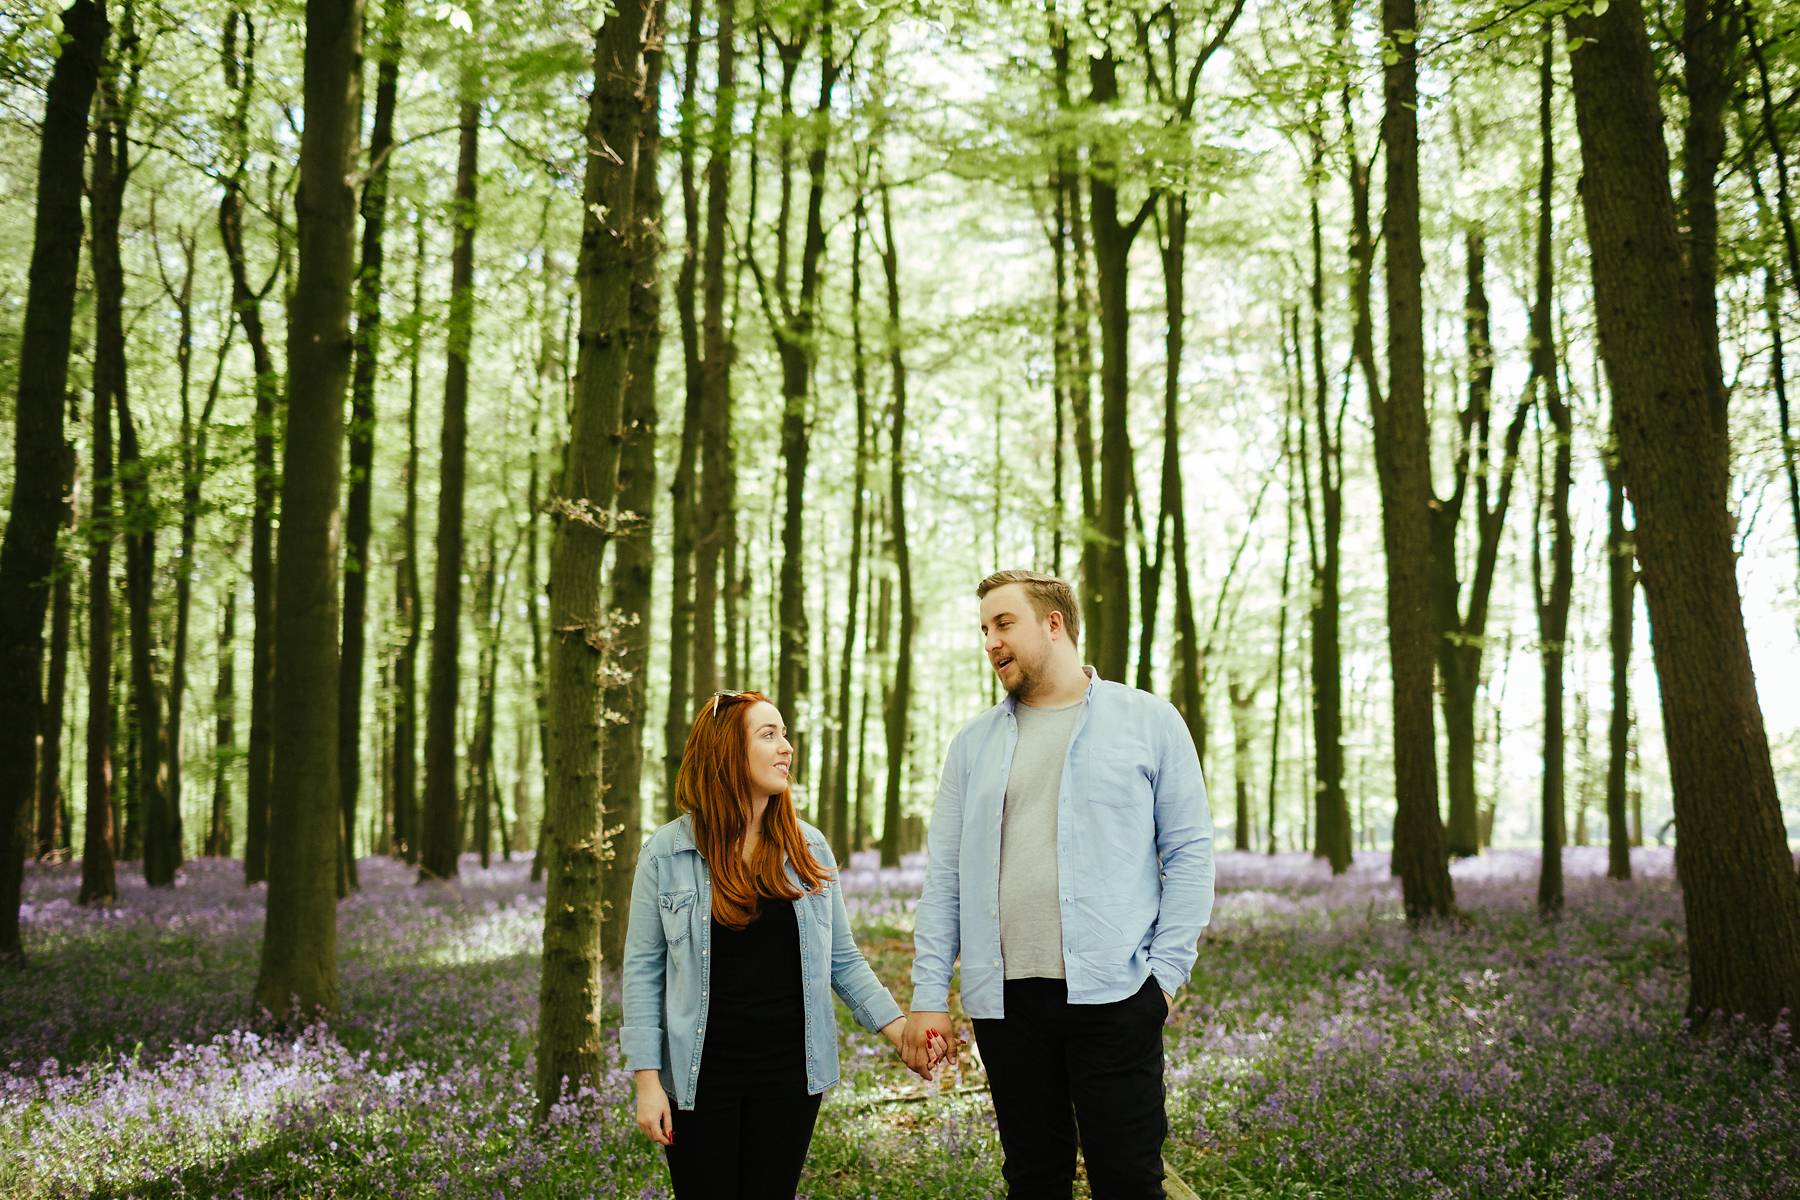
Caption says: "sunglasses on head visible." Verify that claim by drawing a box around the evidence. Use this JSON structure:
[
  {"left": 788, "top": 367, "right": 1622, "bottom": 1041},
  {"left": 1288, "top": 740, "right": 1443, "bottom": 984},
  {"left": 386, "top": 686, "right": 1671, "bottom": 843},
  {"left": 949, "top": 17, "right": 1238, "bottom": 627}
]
[{"left": 710, "top": 690, "right": 748, "bottom": 718}]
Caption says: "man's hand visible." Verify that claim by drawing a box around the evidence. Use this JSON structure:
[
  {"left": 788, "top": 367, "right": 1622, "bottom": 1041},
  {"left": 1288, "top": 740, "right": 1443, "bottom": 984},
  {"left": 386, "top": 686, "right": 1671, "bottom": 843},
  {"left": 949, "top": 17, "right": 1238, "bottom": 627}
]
[{"left": 902, "top": 1010, "right": 956, "bottom": 1077}]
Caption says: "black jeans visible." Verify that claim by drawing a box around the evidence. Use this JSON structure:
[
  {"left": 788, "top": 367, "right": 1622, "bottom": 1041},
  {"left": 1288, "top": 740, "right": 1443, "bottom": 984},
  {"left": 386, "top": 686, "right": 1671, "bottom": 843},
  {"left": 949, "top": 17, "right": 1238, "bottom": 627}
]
[
  {"left": 971, "top": 975, "right": 1169, "bottom": 1200},
  {"left": 664, "top": 1088, "right": 823, "bottom": 1200}
]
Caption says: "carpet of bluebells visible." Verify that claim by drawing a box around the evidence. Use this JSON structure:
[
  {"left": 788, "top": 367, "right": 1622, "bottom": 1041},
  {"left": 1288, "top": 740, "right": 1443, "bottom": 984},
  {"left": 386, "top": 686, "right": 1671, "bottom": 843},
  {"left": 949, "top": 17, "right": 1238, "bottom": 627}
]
[{"left": 4, "top": 844, "right": 1796, "bottom": 1199}]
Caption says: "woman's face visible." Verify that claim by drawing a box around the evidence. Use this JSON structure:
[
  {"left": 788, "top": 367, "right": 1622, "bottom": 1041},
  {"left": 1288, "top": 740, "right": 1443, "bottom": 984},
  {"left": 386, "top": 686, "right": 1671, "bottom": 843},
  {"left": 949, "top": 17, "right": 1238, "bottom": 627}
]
[{"left": 741, "top": 700, "right": 793, "bottom": 800}]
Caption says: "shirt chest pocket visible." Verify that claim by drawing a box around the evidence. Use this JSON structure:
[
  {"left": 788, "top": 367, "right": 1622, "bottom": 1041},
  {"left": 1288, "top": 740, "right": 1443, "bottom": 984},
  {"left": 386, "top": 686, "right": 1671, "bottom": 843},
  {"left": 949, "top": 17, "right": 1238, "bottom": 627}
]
[
  {"left": 1082, "top": 745, "right": 1155, "bottom": 809},
  {"left": 658, "top": 889, "right": 697, "bottom": 945}
]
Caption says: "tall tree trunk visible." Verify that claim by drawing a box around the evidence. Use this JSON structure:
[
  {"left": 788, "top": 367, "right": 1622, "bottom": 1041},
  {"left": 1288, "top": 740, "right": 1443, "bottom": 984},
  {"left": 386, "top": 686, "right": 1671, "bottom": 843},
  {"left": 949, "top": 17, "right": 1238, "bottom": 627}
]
[
  {"left": 219, "top": 5, "right": 281, "bottom": 888},
  {"left": 37, "top": 430, "right": 77, "bottom": 861},
  {"left": 1604, "top": 442, "right": 1634, "bottom": 882},
  {"left": 831, "top": 182, "right": 872, "bottom": 865},
  {"left": 662, "top": 0, "right": 706, "bottom": 821},
  {"left": 877, "top": 180, "right": 913, "bottom": 870},
  {"left": 1302, "top": 121, "right": 1350, "bottom": 873},
  {"left": 1531, "top": 28, "right": 1570, "bottom": 917},
  {"left": 1679, "top": 0, "right": 1736, "bottom": 435},
  {"left": 392, "top": 213, "right": 424, "bottom": 863},
  {"left": 599, "top": 16, "right": 664, "bottom": 969},
  {"left": 252, "top": 0, "right": 362, "bottom": 1020},
  {"left": 1565, "top": 0, "right": 1800, "bottom": 1025},
  {"left": 469, "top": 527, "right": 500, "bottom": 870},
  {"left": 1229, "top": 675, "right": 1255, "bottom": 851},
  {"left": 1, "top": 0, "right": 105, "bottom": 946},
  {"left": 338, "top": 2, "right": 404, "bottom": 897},
  {"left": 1267, "top": 435, "right": 1296, "bottom": 855},
  {"left": 691, "top": 0, "right": 737, "bottom": 708},
  {"left": 208, "top": 588, "right": 237, "bottom": 857},
  {"left": 1374, "top": 0, "right": 1453, "bottom": 919},
  {"left": 119, "top": 377, "right": 173, "bottom": 883},
  {"left": 418, "top": 94, "right": 480, "bottom": 883},
  {"left": 527, "top": 280, "right": 558, "bottom": 878},
  {"left": 536, "top": 0, "right": 651, "bottom": 1115}
]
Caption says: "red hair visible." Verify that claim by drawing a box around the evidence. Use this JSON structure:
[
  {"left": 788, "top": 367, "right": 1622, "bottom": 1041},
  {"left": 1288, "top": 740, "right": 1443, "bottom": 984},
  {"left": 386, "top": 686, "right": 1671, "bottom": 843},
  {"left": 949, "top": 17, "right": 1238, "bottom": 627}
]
[{"left": 675, "top": 691, "right": 829, "bottom": 929}]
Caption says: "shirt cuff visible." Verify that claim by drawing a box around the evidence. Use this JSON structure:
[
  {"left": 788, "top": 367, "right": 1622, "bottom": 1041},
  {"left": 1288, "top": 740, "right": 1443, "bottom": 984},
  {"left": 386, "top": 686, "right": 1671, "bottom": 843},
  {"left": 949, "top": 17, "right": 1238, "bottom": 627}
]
[{"left": 619, "top": 1025, "right": 664, "bottom": 1072}]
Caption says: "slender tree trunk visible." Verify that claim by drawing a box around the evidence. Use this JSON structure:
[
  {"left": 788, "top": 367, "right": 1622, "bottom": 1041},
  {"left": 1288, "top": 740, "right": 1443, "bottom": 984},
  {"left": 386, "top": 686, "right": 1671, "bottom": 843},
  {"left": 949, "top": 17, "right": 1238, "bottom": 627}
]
[
  {"left": 1375, "top": 0, "right": 1453, "bottom": 919},
  {"left": 1604, "top": 444, "right": 1634, "bottom": 881},
  {"left": 877, "top": 181, "right": 913, "bottom": 869},
  {"left": 419, "top": 95, "right": 481, "bottom": 882},
  {"left": 1229, "top": 675, "right": 1255, "bottom": 851},
  {"left": 1565, "top": 0, "right": 1800, "bottom": 1025},
  {"left": 599, "top": 19, "right": 664, "bottom": 969},
  {"left": 1268, "top": 439, "right": 1295, "bottom": 856},
  {"left": 119, "top": 380, "right": 173, "bottom": 883},
  {"left": 37, "top": 432, "right": 77, "bottom": 861},
  {"left": 82, "top": 386, "right": 117, "bottom": 906},
  {"left": 536, "top": 0, "right": 652, "bottom": 1115},
  {"left": 1679, "top": 0, "right": 1735, "bottom": 435},
  {"left": 208, "top": 588, "right": 237, "bottom": 857},
  {"left": 1531, "top": 28, "right": 1570, "bottom": 917},
  {"left": 528, "top": 283, "right": 558, "bottom": 878},
  {"left": 338, "top": 3, "right": 404, "bottom": 897},
  {"left": 219, "top": 6, "right": 281, "bottom": 888},
  {"left": 252, "top": 0, "right": 362, "bottom": 1020},
  {"left": 2, "top": 0, "right": 105, "bottom": 946},
  {"left": 691, "top": 0, "right": 738, "bottom": 709},
  {"left": 831, "top": 183, "right": 871, "bottom": 865},
  {"left": 662, "top": 0, "right": 706, "bottom": 821},
  {"left": 392, "top": 213, "right": 424, "bottom": 863},
  {"left": 469, "top": 528, "right": 499, "bottom": 871}
]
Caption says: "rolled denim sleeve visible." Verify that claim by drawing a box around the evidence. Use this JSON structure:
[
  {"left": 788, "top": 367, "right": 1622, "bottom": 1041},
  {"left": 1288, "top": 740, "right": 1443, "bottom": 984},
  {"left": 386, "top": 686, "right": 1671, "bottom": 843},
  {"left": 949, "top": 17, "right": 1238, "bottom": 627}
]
[
  {"left": 1146, "top": 702, "right": 1214, "bottom": 997},
  {"left": 910, "top": 731, "right": 966, "bottom": 1013},
  {"left": 817, "top": 838, "right": 904, "bottom": 1033},
  {"left": 618, "top": 841, "right": 668, "bottom": 1071}
]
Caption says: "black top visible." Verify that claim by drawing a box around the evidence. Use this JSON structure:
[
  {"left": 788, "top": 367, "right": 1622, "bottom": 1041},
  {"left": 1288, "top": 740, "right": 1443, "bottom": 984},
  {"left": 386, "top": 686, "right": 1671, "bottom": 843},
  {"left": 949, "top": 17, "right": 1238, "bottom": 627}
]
[{"left": 695, "top": 896, "right": 808, "bottom": 1107}]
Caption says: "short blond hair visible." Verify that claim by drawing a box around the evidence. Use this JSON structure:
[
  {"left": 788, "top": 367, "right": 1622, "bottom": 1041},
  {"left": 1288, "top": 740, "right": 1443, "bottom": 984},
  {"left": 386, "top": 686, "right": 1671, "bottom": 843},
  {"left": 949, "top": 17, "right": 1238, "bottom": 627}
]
[{"left": 976, "top": 570, "right": 1081, "bottom": 645}]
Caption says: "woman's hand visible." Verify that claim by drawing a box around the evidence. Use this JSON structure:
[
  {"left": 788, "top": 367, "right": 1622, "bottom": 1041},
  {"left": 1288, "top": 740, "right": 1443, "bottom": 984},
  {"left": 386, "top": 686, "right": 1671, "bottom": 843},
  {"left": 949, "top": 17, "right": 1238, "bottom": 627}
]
[
  {"left": 885, "top": 1015, "right": 947, "bottom": 1080},
  {"left": 634, "top": 1069, "right": 674, "bottom": 1146}
]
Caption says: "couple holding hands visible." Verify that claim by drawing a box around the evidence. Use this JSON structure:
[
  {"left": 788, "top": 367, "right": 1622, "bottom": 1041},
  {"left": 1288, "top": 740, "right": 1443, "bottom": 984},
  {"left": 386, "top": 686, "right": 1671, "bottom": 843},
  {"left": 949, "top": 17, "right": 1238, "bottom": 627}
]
[{"left": 621, "top": 571, "right": 1217, "bottom": 1199}]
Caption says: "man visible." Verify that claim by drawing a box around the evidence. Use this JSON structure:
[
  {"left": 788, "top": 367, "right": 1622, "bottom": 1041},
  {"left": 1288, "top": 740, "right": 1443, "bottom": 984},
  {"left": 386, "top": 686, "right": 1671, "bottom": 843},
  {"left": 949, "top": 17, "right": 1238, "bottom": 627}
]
[{"left": 902, "top": 570, "right": 1214, "bottom": 1199}]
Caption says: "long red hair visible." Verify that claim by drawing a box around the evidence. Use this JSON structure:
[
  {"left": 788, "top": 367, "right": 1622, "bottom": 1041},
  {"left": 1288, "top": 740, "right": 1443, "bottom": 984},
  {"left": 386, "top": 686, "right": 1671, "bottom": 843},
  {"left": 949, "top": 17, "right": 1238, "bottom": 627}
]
[{"left": 676, "top": 691, "right": 829, "bottom": 928}]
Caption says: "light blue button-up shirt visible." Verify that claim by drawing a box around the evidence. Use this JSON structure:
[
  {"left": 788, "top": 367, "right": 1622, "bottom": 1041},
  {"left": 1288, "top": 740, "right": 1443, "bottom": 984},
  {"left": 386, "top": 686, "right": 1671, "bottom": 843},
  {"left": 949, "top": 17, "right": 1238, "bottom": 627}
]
[
  {"left": 911, "top": 669, "right": 1215, "bottom": 1019},
  {"left": 620, "top": 815, "right": 904, "bottom": 1109}
]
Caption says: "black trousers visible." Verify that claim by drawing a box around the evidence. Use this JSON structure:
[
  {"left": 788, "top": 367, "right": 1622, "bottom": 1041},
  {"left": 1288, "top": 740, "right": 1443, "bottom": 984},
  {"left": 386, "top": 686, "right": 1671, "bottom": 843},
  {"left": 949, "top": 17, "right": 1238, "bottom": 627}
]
[
  {"left": 664, "top": 1088, "right": 823, "bottom": 1200},
  {"left": 971, "top": 975, "right": 1169, "bottom": 1200}
]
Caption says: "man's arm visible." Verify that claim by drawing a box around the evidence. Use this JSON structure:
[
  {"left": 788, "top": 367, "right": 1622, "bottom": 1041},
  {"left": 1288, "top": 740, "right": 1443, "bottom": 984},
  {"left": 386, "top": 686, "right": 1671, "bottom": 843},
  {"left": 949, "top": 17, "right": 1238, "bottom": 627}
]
[
  {"left": 1146, "top": 702, "right": 1215, "bottom": 999},
  {"left": 904, "top": 730, "right": 967, "bottom": 1071}
]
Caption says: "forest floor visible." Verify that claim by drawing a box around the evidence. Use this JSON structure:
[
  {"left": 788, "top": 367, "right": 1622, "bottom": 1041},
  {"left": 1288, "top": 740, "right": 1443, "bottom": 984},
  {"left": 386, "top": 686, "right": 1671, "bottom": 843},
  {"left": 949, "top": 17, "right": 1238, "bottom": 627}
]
[{"left": 3, "top": 843, "right": 1796, "bottom": 1199}]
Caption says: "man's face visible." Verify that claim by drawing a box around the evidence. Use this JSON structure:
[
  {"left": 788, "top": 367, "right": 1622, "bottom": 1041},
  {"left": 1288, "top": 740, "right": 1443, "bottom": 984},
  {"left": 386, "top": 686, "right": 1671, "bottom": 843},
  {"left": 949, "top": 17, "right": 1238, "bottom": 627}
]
[{"left": 980, "top": 584, "right": 1055, "bottom": 700}]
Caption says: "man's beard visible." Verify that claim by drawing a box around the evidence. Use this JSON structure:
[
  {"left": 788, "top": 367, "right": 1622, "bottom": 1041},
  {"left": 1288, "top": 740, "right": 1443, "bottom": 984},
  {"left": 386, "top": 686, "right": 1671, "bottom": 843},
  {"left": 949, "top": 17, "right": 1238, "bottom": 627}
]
[{"left": 1003, "top": 651, "right": 1045, "bottom": 701}]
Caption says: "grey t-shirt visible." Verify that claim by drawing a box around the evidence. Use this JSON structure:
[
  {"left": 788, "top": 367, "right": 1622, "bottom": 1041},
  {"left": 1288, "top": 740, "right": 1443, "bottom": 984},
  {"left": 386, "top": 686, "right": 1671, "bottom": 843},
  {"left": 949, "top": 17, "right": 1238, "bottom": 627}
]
[{"left": 998, "top": 698, "right": 1083, "bottom": 980}]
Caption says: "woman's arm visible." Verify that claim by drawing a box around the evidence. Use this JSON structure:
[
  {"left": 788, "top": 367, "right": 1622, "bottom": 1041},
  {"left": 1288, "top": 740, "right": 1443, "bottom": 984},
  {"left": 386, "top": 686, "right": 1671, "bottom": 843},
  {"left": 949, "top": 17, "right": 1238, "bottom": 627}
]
[{"left": 618, "top": 843, "right": 670, "bottom": 1076}]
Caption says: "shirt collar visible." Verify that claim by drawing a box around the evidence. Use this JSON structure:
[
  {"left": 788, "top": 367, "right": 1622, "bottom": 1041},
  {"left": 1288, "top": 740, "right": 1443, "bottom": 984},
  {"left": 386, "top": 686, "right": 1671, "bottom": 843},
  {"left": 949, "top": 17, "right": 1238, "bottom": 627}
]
[{"left": 1002, "top": 664, "right": 1098, "bottom": 715}]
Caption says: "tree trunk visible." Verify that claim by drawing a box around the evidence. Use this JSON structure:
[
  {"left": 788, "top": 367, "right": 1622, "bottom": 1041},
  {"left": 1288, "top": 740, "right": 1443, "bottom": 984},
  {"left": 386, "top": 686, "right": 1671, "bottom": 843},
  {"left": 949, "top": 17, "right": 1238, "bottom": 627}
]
[
  {"left": 877, "top": 181, "right": 913, "bottom": 870},
  {"left": 1375, "top": 0, "right": 1453, "bottom": 919},
  {"left": 691, "top": 0, "right": 738, "bottom": 708},
  {"left": 1604, "top": 444, "right": 1634, "bottom": 881},
  {"left": 418, "top": 95, "right": 480, "bottom": 883},
  {"left": 599, "top": 21, "right": 664, "bottom": 969},
  {"left": 82, "top": 385, "right": 117, "bottom": 907},
  {"left": 1679, "top": 0, "right": 1736, "bottom": 435},
  {"left": 536, "top": 0, "right": 651, "bottom": 1115},
  {"left": 1229, "top": 675, "right": 1255, "bottom": 851},
  {"left": 468, "top": 527, "right": 501, "bottom": 871},
  {"left": 219, "top": 5, "right": 281, "bottom": 888},
  {"left": 119, "top": 379, "right": 174, "bottom": 883},
  {"left": 37, "top": 432, "right": 77, "bottom": 861},
  {"left": 1565, "top": 0, "right": 1800, "bottom": 1025},
  {"left": 1531, "top": 28, "right": 1570, "bottom": 917},
  {"left": 338, "top": 3, "right": 404, "bottom": 896},
  {"left": 831, "top": 182, "right": 872, "bottom": 865},
  {"left": 252, "top": 0, "right": 361, "bottom": 1020},
  {"left": 392, "top": 213, "right": 424, "bottom": 864},
  {"left": 1, "top": 0, "right": 105, "bottom": 946},
  {"left": 1268, "top": 438, "right": 1295, "bottom": 856},
  {"left": 209, "top": 588, "right": 237, "bottom": 857}
]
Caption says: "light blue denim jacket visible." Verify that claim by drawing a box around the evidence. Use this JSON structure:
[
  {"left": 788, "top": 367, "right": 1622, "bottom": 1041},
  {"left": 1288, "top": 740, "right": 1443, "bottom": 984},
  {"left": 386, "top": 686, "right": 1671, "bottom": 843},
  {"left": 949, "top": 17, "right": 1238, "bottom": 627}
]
[
  {"left": 620, "top": 814, "right": 904, "bottom": 1109},
  {"left": 911, "top": 669, "right": 1215, "bottom": 1019}
]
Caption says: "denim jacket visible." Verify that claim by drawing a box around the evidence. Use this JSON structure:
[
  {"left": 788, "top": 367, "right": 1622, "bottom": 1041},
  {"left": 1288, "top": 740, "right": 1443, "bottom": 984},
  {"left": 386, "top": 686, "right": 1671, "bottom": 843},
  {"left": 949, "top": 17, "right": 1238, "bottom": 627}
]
[{"left": 619, "top": 814, "right": 904, "bottom": 1109}]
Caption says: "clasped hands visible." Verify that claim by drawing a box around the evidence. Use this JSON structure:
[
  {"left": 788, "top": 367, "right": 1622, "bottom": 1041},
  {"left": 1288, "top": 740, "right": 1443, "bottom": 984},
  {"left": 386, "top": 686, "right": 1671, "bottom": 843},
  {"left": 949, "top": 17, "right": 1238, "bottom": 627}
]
[{"left": 882, "top": 1010, "right": 957, "bottom": 1081}]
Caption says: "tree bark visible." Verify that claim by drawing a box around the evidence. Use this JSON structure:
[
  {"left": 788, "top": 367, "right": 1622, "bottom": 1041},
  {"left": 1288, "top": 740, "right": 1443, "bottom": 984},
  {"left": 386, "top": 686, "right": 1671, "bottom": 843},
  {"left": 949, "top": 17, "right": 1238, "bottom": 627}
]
[
  {"left": 392, "top": 212, "right": 425, "bottom": 863},
  {"left": 1229, "top": 675, "right": 1255, "bottom": 851},
  {"left": 599, "top": 17, "right": 664, "bottom": 969},
  {"left": 1604, "top": 443, "right": 1634, "bottom": 882},
  {"left": 831, "top": 182, "right": 872, "bottom": 865},
  {"left": 208, "top": 588, "right": 237, "bottom": 857},
  {"left": 118, "top": 375, "right": 173, "bottom": 883},
  {"left": 37, "top": 431, "right": 77, "bottom": 861},
  {"left": 252, "top": 0, "right": 362, "bottom": 1020},
  {"left": 338, "top": 2, "right": 405, "bottom": 896},
  {"left": 1565, "top": 0, "right": 1800, "bottom": 1024},
  {"left": 418, "top": 95, "right": 480, "bottom": 883},
  {"left": 877, "top": 180, "right": 913, "bottom": 870},
  {"left": 1531, "top": 28, "right": 1570, "bottom": 917},
  {"left": 537, "top": 0, "right": 652, "bottom": 1115},
  {"left": 1, "top": 0, "right": 106, "bottom": 947},
  {"left": 1374, "top": 0, "right": 1453, "bottom": 918},
  {"left": 1678, "top": 0, "right": 1736, "bottom": 436},
  {"left": 219, "top": 5, "right": 281, "bottom": 888}
]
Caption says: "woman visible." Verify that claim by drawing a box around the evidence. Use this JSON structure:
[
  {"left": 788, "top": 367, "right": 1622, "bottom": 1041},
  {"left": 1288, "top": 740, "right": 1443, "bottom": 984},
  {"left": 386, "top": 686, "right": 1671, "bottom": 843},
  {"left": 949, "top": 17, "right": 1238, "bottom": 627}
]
[{"left": 621, "top": 690, "right": 925, "bottom": 1198}]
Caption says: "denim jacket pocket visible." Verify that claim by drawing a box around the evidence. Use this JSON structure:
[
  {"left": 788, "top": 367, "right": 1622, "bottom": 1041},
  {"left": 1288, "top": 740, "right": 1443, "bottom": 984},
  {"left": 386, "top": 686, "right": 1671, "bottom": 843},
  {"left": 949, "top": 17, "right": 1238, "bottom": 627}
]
[{"left": 658, "top": 889, "right": 696, "bottom": 945}]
